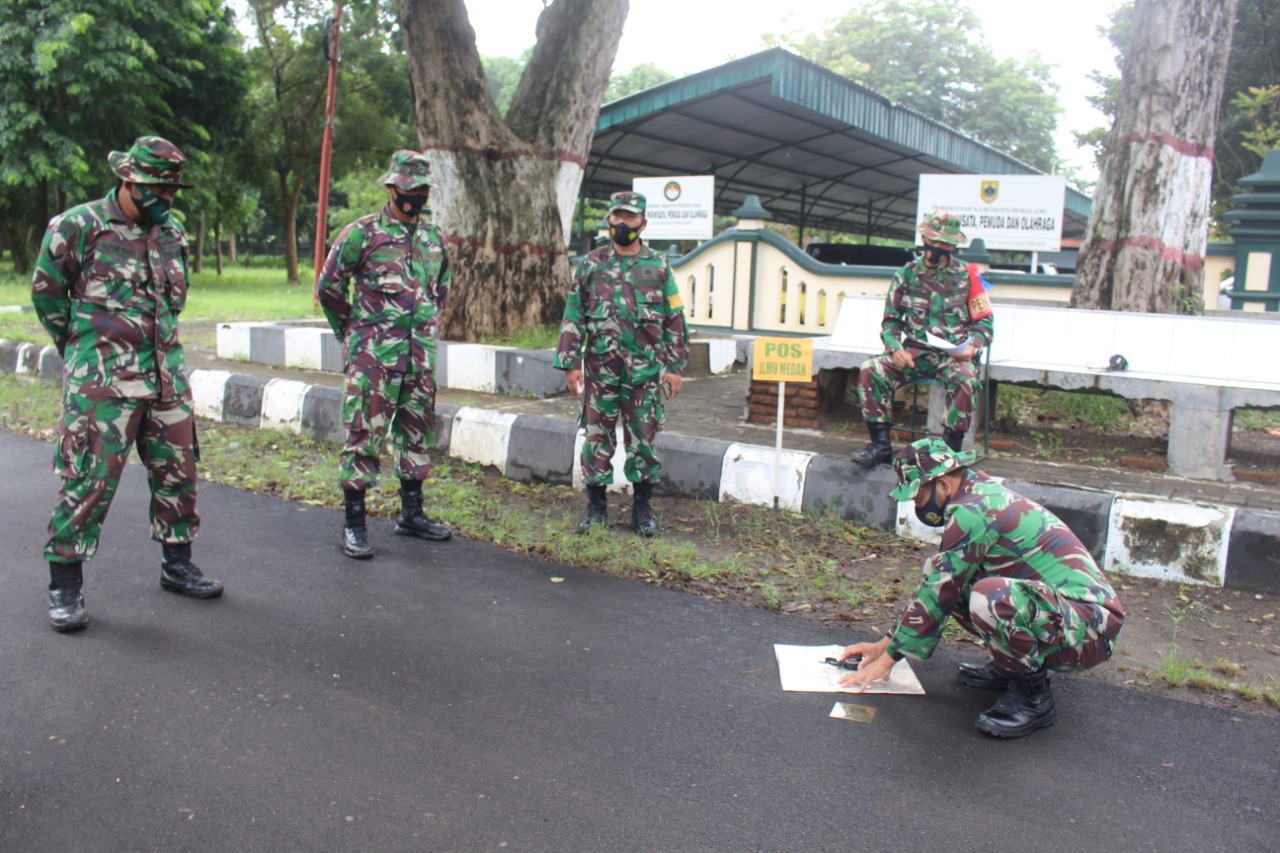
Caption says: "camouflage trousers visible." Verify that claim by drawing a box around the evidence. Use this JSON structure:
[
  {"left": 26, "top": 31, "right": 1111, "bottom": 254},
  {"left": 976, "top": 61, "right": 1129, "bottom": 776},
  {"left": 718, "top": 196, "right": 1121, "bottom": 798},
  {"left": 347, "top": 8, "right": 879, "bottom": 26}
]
[
  {"left": 579, "top": 369, "right": 665, "bottom": 486},
  {"left": 340, "top": 357, "right": 436, "bottom": 491},
  {"left": 45, "top": 393, "right": 199, "bottom": 563},
  {"left": 858, "top": 347, "right": 979, "bottom": 431},
  {"left": 955, "top": 577, "right": 1124, "bottom": 675}
]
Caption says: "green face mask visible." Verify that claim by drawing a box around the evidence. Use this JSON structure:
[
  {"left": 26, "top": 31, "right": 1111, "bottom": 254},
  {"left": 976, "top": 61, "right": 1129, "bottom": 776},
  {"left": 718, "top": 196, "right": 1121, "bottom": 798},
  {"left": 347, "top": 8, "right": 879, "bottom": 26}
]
[{"left": 132, "top": 185, "right": 173, "bottom": 227}]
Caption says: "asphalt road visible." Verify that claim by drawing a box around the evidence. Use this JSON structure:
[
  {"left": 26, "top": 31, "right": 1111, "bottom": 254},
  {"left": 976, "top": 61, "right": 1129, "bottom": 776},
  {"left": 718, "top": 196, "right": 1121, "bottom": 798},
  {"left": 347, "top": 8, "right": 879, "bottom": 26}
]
[{"left": 0, "top": 432, "right": 1275, "bottom": 853}]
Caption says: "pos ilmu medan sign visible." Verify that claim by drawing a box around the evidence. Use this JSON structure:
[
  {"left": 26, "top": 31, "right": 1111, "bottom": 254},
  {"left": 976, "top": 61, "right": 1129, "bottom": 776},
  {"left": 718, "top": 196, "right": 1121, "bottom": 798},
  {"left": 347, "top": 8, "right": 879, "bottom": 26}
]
[{"left": 753, "top": 338, "right": 813, "bottom": 382}]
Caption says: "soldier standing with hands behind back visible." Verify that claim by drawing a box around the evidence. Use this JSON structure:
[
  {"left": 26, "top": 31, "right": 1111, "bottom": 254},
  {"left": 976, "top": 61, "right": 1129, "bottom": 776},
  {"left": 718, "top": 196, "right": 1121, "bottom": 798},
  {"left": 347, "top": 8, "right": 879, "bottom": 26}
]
[
  {"left": 33, "top": 136, "right": 223, "bottom": 633},
  {"left": 316, "top": 150, "right": 452, "bottom": 559},
  {"left": 554, "top": 191, "right": 689, "bottom": 537}
]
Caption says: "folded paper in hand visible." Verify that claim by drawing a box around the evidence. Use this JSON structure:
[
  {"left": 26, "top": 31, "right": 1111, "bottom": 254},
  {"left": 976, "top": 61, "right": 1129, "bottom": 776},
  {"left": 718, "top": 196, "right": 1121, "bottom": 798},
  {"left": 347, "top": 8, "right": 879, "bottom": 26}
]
[{"left": 923, "top": 331, "right": 973, "bottom": 356}]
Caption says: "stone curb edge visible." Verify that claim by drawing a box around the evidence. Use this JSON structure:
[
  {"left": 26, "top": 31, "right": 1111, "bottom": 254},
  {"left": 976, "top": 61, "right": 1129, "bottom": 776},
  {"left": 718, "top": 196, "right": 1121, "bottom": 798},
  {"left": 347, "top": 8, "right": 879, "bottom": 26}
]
[{"left": 4, "top": 344, "right": 1276, "bottom": 595}]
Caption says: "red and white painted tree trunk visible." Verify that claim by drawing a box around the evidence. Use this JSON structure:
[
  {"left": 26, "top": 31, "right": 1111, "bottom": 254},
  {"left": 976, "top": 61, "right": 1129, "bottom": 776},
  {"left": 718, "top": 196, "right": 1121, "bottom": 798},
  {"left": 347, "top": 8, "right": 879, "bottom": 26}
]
[
  {"left": 398, "top": 0, "right": 628, "bottom": 341},
  {"left": 1072, "top": 0, "right": 1238, "bottom": 314}
]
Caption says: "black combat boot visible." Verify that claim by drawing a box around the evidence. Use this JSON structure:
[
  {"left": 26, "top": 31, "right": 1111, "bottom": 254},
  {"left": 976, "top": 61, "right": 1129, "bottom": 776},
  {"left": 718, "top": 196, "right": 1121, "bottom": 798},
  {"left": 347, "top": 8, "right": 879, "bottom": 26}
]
[
  {"left": 943, "top": 427, "right": 968, "bottom": 453},
  {"left": 160, "top": 543, "right": 224, "bottom": 599},
  {"left": 577, "top": 484, "right": 608, "bottom": 533},
  {"left": 957, "top": 658, "right": 1010, "bottom": 690},
  {"left": 632, "top": 481, "right": 659, "bottom": 538},
  {"left": 342, "top": 488, "right": 374, "bottom": 559},
  {"left": 394, "top": 479, "right": 452, "bottom": 541},
  {"left": 974, "top": 666, "right": 1058, "bottom": 738},
  {"left": 48, "top": 560, "right": 88, "bottom": 633},
  {"left": 850, "top": 422, "right": 893, "bottom": 467}
]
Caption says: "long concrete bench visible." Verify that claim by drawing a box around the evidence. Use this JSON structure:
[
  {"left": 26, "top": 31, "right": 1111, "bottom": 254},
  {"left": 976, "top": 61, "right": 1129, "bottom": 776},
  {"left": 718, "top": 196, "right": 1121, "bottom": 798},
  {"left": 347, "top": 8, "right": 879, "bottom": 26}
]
[
  {"left": 215, "top": 320, "right": 740, "bottom": 397},
  {"left": 815, "top": 295, "right": 1280, "bottom": 481}
]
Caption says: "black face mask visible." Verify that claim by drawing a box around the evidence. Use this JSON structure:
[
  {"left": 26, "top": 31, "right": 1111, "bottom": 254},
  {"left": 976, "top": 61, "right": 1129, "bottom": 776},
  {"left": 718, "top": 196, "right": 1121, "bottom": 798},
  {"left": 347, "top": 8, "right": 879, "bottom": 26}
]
[
  {"left": 131, "top": 185, "right": 173, "bottom": 227},
  {"left": 914, "top": 481, "right": 949, "bottom": 528},
  {"left": 924, "top": 245, "right": 952, "bottom": 266},
  {"left": 392, "top": 190, "right": 428, "bottom": 218},
  {"left": 610, "top": 220, "right": 641, "bottom": 247}
]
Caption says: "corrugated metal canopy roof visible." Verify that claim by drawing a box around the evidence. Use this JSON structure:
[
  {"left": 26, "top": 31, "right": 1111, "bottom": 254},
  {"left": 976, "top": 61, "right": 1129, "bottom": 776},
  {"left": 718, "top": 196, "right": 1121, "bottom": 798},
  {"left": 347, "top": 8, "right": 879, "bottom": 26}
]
[{"left": 585, "top": 48, "right": 1092, "bottom": 242}]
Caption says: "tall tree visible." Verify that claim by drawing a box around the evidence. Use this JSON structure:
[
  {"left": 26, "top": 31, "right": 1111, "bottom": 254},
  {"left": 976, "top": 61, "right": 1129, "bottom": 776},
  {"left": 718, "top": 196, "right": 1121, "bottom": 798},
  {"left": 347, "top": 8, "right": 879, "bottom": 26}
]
[
  {"left": 398, "top": 0, "right": 628, "bottom": 341},
  {"left": 1071, "top": 0, "right": 1239, "bottom": 314},
  {"left": 766, "top": 0, "right": 1061, "bottom": 172}
]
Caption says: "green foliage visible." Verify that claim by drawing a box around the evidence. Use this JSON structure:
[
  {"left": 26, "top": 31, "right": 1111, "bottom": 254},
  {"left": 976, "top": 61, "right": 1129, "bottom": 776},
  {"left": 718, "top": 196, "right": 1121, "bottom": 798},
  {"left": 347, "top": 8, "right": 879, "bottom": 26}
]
[
  {"left": 478, "top": 323, "right": 560, "bottom": 350},
  {"left": 766, "top": 0, "right": 1061, "bottom": 171},
  {"left": 1230, "top": 85, "right": 1280, "bottom": 158},
  {"left": 605, "top": 63, "right": 676, "bottom": 101},
  {"left": 483, "top": 50, "right": 533, "bottom": 116},
  {"left": 184, "top": 267, "right": 318, "bottom": 321}
]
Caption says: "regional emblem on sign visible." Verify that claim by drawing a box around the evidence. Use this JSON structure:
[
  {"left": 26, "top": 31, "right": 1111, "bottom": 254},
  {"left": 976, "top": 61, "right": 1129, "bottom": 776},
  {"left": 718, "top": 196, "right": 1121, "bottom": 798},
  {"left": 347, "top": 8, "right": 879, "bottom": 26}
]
[
  {"left": 664, "top": 181, "right": 681, "bottom": 201},
  {"left": 980, "top": 181, "right": 999, "bottom": 204}
]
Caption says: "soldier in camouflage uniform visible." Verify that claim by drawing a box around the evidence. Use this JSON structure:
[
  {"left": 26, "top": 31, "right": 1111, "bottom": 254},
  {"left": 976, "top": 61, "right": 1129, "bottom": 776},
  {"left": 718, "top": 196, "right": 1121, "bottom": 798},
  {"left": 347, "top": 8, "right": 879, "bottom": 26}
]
[
  {"left": 850, "top": 210, "right": 994, "bottom": 467},
  {"left": 553, "top": 191, "right": 689, "bottom": 537},
  {"left": 32, "top": 136, "right": 224, "bottom": 633},
  {"left": 317, "top": 150, "right": 452, "bottom": 559},
  {"left": 837, "top": 438, "right": 1125, "bottom": 737}
]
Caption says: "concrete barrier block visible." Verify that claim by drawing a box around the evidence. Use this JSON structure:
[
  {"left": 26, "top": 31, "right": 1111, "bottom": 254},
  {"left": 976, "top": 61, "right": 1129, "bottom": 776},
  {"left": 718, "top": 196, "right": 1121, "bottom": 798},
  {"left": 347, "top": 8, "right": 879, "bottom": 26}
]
[
  {"left": 572, "top": 426, "right": 630, "bottom": 493},
  {"left": 1225, "top": 509, "right": 1280, "bottom": 595},
  {"left": 0, "top": 340, "right": 18, "bottom": 373},
  {"left": 495, "top": 349, "right": 566, "bottom": 398},
  {"left": 321, "top": 331, "right": 345, "bottom": 373},
  {"left": 284, "top": 327, "right": 327, "bottom": 370},
  {"left": 249, "top": 326, "right": 287, "bottom": 367},
  {"left": 434, "top": 402, "right": 458, "bottom": 454},
  {"left": 216, "top": 322, "right": 264, "bottom": 360},
  {"left": 1104, "top": 497, "right": 1233, "bottom": 586},
  {"left": 708, "top": 339, "right": 738, "bottom": 374},
  {"left": 37, "top": 347, "right": 63, "bottom": 382},
  {"left": 507, "top": 414, "right": 577, "bottom": 485},
  {"left": 223, "top": 374, "right": 269, "bottom": 426},
  {"left": 15, "top": 342, "right": 38, "bottom": 375},
  {"left": 300, "top": 385, "right": 344, "bottom": 444},
  {"left": 189, "top": 369, "right": 233, "bottom": 421},
  {"left": 449, "top": 407, "right": 517, "bottom": 472},
  {"left": 1004, "top": 481, "right": 1112, "bottom": 563},
  {"left": 655, "top": 433, "right": 732, "bottom": 500},
  {"left": 896, "top": 501, "right": 943, "bottom": 546},
  {"left": 435, "top": 341, "right": 450, "bottom": 389},
  {"left": 260, "top": 378, "right": 310, "bottom": 434},
  {"left": 802, "top": 457, "right": 897, "bottom": 528},
  {"left": 719, "top": 443, "right": 814, "bottom": 512},
  {"left": 447, "top": 344, "right": 503, "bottom": 392}
]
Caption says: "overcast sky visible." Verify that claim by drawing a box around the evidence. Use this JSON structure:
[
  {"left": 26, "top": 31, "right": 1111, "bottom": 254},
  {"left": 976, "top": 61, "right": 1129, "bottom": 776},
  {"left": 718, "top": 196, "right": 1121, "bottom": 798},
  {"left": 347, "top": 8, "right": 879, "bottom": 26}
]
[{"left": 461, "top": 0, "right": 1125, "bottom": 179}]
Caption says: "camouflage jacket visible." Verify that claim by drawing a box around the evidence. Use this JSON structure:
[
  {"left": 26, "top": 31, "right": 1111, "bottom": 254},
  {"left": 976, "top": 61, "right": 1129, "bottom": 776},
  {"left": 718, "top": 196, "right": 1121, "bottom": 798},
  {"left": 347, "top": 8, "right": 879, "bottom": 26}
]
[
  {"left": 552, "top": 243, "right": 689, "bottom": 384},
  {"left": 31, "top": 192, "right": 190, "bottom": 400},
  {"left": 316, "top": 204, "right": 450, "bottom": 373},
  {"left": 888, "top": 470, "right": 1125, "bottom": 662},
  {"left": 880, "top": 257, "right": 994, "bottom": 353}
]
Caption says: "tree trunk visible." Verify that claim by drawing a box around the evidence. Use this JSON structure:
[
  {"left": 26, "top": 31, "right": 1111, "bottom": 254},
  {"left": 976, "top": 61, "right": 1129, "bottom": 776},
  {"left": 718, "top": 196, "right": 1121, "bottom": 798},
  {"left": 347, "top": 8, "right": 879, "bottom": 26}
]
[
  {"left": 193, "top": 211, "right": 205, "bottom": 274},
  {"left": 279, "top": 169, "right": 301, "bottom": 284},
  {"left": 398, "top": 0, "right": 628, "bottom": 341},
  {"left": 1072, "top": 0, "right": 1239, "bottom": 314},
  {"left": 228, "top": 229, "right": 238, "bottom": 264},
  {"left": 2, "top": 221, "right": 33, "bottom": 275},
  {"left": 214, "top": 216, "right": 224, "bottom": 276}
]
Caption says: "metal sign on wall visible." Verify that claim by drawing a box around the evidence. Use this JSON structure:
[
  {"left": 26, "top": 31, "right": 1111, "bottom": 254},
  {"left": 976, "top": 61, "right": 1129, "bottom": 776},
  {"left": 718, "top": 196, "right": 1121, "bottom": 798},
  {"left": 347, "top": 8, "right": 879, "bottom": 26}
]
[
  {"left": 917, "top": 174, "right": 1067, "bottom": 252},
  {"left": 632, "top": 175, "right": 715, "bottom": 241}
]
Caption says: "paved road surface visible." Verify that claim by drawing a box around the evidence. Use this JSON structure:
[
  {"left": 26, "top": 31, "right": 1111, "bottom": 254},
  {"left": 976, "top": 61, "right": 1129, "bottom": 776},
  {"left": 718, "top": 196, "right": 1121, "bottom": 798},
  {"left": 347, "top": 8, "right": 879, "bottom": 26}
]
[{"left": 0, "top": 433, "right": 1275, "bottom": 852}]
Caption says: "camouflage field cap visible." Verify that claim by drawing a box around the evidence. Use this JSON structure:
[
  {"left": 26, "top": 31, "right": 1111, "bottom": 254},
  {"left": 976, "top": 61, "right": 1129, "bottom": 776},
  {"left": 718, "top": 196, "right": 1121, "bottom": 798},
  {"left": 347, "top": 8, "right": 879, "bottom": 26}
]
[
  {"left": 379, "top": 150, "right": 432, "bottom": 190},
  {"left": 609, "top": 191, "right": 646, "bottom": 215},
  {"left": 917, "top": 210, "right": 966, "bottom": 246},
  {"left": 107, "top": 136, "right": 193, "bottom": 188},
  {"left": 889, "top": 437, "right": 976, "bottom": 501}
]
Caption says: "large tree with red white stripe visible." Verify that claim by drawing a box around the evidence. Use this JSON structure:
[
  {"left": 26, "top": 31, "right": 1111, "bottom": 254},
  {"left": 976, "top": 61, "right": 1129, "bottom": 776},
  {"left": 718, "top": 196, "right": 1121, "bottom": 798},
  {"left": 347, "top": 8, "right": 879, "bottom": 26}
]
[
  {"left": 1072, "top": 0, "right": 1239, "bottom": 314},
  {"left": 397, "top": 0, "right": 628, "bottom": 341}
]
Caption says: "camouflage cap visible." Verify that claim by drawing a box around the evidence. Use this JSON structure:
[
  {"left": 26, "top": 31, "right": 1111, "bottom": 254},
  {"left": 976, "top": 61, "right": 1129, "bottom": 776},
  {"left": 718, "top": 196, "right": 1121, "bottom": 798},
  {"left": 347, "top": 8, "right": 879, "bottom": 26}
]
[
  {"left": 609, "top": 191, "right": 646, "bottom": 215},
  {"left": 889, "top": 437, "right": 976, "bottom": 501},
  {"left": 917, "top": 210, "right": 966, "bottom": 246},
  {"left": 379, "top": 149, "right": 432, "bottom": 190},
  {"left": 107, "top": 136, "right": 193, "bottom": 188}
]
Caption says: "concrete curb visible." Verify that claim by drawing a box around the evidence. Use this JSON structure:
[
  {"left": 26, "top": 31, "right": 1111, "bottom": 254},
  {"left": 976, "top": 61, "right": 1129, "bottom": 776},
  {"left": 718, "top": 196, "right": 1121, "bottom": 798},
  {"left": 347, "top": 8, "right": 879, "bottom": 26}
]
[{"left": 2, "top": 341, "right": 1276, "bottom": 594}]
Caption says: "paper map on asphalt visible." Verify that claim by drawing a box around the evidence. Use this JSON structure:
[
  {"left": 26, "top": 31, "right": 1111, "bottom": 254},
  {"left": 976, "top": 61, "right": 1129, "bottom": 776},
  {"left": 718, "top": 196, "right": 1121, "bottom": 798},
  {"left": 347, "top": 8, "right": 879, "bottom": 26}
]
[{"left": 773, "top": 644, "right": 926, "bottom": 695}]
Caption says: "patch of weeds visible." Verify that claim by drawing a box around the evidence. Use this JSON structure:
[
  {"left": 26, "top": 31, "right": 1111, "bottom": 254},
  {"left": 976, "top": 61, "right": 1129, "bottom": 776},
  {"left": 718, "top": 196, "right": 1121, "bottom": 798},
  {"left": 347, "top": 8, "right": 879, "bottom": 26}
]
[
  {"left": 1233, "top": 408, "right": 1280, "bottom": 431},
  {"left": 1029, "top": 429, "right": 1062, "bottom": 459}
]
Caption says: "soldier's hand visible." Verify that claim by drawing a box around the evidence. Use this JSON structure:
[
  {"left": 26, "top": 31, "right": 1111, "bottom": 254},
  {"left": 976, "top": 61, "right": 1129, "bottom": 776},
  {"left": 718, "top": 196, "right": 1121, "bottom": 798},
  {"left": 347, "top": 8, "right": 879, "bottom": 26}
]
[
  {"left": 837, "top": 637, "right": 895, "bottom": 692},
  {"left": 566, "top": 369, "right": 585, "bottom": 398},
  {"left": 891, "top": 348, "right": 915, "bottom": 370},
  {"left": 662, "top": 373, "right": 683, "bottom": 399}
]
